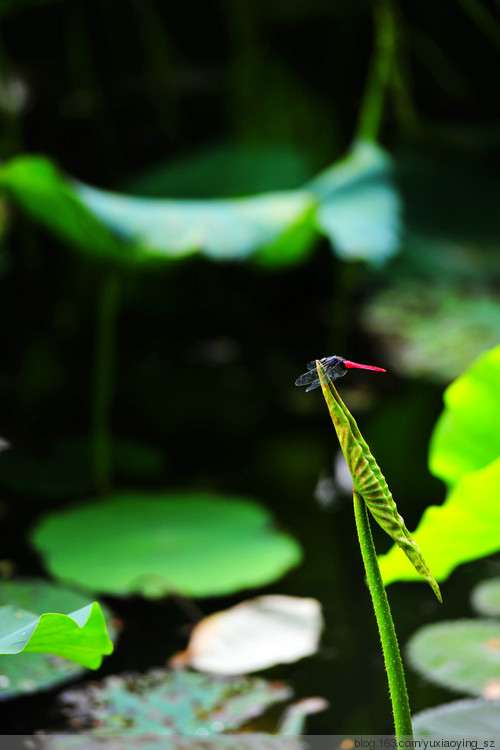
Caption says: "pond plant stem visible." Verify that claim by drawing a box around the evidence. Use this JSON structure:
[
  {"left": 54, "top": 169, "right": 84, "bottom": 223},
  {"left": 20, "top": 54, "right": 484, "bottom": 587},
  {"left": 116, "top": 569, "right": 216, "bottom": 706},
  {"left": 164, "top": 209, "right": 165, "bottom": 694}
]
[
  {"left": 353, "top": 490, "right": 413, "bottom": 738},
  {"left": 91, "top": 268, "right": 120, "bottom": 494}
]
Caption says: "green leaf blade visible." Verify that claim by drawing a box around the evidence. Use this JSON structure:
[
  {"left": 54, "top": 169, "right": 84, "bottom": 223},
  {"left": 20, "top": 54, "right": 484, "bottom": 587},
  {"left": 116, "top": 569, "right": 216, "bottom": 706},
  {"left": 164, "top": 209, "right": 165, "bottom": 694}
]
[
  {"left": 317, "top": 361, "right": 441, "bottom": 601},
  {"left": 0, "top": 602, "right": 113, "bottom": 669}
]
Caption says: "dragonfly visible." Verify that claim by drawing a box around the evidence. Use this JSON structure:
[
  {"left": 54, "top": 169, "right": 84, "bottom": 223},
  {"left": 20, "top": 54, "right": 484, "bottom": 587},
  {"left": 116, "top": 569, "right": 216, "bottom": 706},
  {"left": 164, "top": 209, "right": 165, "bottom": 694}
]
[{"left": 295, "top": 355, "right": 386, "bottom": 392}]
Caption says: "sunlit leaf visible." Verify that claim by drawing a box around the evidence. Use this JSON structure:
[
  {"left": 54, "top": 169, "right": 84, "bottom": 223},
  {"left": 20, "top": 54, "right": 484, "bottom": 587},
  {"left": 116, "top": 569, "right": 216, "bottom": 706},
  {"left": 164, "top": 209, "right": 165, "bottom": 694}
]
[
  {"left": 0, "top": 579, "right": 116, "bottom": 699},
  {"left": 317, "top": 361, "right": 441, "bottom": 601},
  {"left": 175, "top": 595, "right": 322, "bottom": 675},
  {"left": 379, "top": 456, "right": 500, "bottom": 587},
  {"left": 407, "top": 620, "right": 500, "bottom": 697},
  {"left": 471, "top": 579, "right": 500, "bottom": 617},
  {"left": 0, "top": 602, "right": 113, "bottom": 669},
  {"left": 413, "top": 699, "right": 500, "bottom": 737},
  {"left": 58, "top": 668, "right": 292, "bottom": 734},
  {"left": 310, "top": 141, "right": 401, "bottom": 263},
  {"left": 31, "top": 492, "right": 302, "bottom": 598},
  {"left": 75, "top": 180, "right": 313, "bottom": 262},
  {"left": 429, "top": 344, "right": 500, "bottom": 486},
  {"left": 0, "top": 143, "right": 401, "bottom": 268}
]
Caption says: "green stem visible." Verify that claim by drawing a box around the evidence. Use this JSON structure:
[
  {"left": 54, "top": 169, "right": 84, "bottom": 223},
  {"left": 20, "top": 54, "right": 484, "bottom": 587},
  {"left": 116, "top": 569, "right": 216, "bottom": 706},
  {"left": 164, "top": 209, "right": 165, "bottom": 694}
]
[
  {"left": 353, "top": 490, "right": 413, "bottom": 738},
  {"left": 356, "top": 0, "right": 397, "bottom": 142},
  {"left": 91, "top": 269, "right": 120, "bottom": 494}
]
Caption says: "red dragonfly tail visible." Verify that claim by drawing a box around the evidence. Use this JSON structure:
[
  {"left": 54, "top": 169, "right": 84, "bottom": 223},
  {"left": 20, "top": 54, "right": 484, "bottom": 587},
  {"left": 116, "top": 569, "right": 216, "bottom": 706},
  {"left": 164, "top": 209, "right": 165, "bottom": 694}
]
[{"left": 343, "top": 360, "right": 386, "bottom": 373}]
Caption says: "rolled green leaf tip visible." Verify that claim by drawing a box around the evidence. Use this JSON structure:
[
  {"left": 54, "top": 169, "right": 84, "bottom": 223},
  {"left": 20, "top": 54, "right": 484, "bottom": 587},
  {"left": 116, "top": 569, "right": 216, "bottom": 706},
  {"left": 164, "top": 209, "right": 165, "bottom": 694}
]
[{"left": 317, "top": 360, "right": 442, "bottom": 603}]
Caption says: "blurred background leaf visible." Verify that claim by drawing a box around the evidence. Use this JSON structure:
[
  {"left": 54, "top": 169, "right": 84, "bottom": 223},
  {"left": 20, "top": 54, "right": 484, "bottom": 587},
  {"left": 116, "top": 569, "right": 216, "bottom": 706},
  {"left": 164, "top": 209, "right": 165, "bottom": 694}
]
[{"left": 31, "top": 493, "right": 302, "bottom": 597}]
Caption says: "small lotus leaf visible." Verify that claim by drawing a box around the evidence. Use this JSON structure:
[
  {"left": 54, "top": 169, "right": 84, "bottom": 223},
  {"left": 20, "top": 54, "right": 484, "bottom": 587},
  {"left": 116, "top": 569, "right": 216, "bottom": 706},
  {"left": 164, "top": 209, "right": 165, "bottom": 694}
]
[
  {"left": 408, "top": 620, "right": 500, "bottom": 696},
  {"left": 0, "top": 602, "right": 113, "bottom": 668},
  {"left": 0, "top": 579, "right": 116, "bottom": 700}
]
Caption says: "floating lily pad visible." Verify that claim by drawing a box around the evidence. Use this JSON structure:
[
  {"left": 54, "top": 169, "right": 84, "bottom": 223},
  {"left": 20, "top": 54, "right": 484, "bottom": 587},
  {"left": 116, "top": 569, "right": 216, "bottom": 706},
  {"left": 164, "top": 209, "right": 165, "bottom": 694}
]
[
  {"left": 59, "top": 668, "right": 292, "bottom": 734},
  {"left": 408, "top": 620, "right": 500, "bottom": 696},
  {"left": 471, "top": 579, "right": 500, "bottom": 617},
  {"left": 413, "top": 699, "right": 500, "bottom": 737},
  {"left": 31, "top": 493, "right": 302, "bottom": 598},
  {"left": 0, "top": 579, "right": 116, "bottom": 700}
]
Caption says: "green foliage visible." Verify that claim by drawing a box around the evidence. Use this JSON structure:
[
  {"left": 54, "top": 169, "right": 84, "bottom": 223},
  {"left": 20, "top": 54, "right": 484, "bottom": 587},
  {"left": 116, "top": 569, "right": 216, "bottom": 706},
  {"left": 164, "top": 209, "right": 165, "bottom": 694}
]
[
  {"left": 0, "top": 141, "right": 401, "bottom": 267},
  {"left": 0, "top": 579, "right": 116, "bottom": 698},
  {"left": 0, "top": 601, "right": 113, "bottom": 669},
  {"left": 379, "top": 344, "right": 500, "bottom": 588},
  {"left": 59, "top": 668, "right": 292, "bottom": 734},
  {"left": 407, "top": 620, "right": 500, "bottom": 697},
  {"left": 429, "top": 344, "right": 500, "bottom": 486},
  {"left": 31, "top": 492, "right": 302, "bottom": 598},
  {"left": 413, "top": 699, "right": 500, "bottom": 737},
  {"left": 317, "top": 361, "right": 441, "bottom": 601}
]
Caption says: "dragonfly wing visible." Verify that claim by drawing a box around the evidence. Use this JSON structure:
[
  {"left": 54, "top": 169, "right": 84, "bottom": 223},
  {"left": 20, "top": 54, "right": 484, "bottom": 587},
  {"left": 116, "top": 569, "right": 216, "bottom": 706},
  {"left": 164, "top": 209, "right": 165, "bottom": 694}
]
[
  {"left": 305, "top": 379, "right": 322, "bottom": 392},
  {"left": 306, "top": 360, "right": 318, "bottom": 371},
  {"left": 295, "top": 369, "right": 320, "bottom": 387}
]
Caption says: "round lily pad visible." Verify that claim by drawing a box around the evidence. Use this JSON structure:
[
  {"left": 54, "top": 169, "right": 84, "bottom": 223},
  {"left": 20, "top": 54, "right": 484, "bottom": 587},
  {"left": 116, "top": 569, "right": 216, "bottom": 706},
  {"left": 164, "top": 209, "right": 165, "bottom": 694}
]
[
  {"left": 31, "top": 492, "right": 302, "bottom": 598},
  {"left": 413, "top": 699, "right": 500, "bottom": 737},
  {"left": 0, "top": 579, "right": 115, "bottom": 700},
  {"left": 471, "top": 578, "right": 500, "bottom": 617},
  {"left": 408, "top": 619, "right": 500, "bottom": 696}
]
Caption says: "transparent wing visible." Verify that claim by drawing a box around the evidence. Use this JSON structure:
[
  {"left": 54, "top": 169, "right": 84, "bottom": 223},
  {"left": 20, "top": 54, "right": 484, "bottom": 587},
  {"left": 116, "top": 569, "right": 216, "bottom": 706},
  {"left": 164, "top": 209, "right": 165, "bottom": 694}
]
[
  {"left": 306, "top": 361, "right": 318, "bottom": 371},
  {"left": 295, "top": 369, "right": 320, "bottom": 387}
]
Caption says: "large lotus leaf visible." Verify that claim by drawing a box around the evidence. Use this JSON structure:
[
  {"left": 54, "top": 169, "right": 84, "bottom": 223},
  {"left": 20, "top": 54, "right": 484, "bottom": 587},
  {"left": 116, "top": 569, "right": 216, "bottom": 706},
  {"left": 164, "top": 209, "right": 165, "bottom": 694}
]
[
  {"left": 59, "top": 668, "right": 292, "bottom": 734},
  {"left": 31, "top": 493, "right": 302, "bottom": 598},
  {"left": 0, "top": 579, "right": 116, "bottom": 699},
  {"left": 407, "top": 620, "right": 500, "bottom": 697},
  {"left": 413, "top": 699, "right": 500, "bottom": 737},
  {"left": 379, "top": 456, "right": 500, "bottom": 588},
  {"left": 429, "top": 344, "right": 500, "bottom": 486},
  {"left": 471, "top": 579, "right": 500, "bottom": 617},
  {"left": 309, "top": 140, "right": 401, "bottom": 263},
  {"left": 0, "top": 143, "right": 400, "bottom": 267}
]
